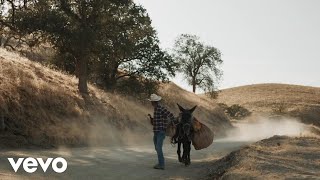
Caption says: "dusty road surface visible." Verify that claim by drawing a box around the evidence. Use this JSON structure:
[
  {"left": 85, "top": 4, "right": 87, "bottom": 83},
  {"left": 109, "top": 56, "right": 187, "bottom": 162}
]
[
  {"left": 0, "top": 139, "right": 250, "bottom": 180},
  {"left": 0, "top": 119, "right": 309, "bottom": 180}
]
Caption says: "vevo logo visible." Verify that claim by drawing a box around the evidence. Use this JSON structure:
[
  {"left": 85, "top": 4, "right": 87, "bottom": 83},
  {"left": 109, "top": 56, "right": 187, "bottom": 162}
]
[{"left": 8, "top": 157, "right": 67, "bottom": 173}]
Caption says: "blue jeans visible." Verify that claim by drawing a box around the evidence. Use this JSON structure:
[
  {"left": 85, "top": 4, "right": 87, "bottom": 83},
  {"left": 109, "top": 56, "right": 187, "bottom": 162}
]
[{"left": 153, "top": 131, "right": 166, "bottom": 167}]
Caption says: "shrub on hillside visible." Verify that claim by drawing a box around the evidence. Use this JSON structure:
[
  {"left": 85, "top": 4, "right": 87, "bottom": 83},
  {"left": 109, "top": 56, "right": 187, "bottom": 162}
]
[
  {"left": 205, "top": 90, "right": 220, "bottom": 99},
  {"left": 115, "top": 77, "right": 160, "bottom": 99},
  {"left": 271, "top": 102, "right": 288, "bottom": 114},
  {"left": 218, "top": 103, "right": 251, "bottom": 120},
  {"left": 217, "top": 103, "right": 229, "bottom": 111},
  {"left": 227, "top": 104, "right": 251, "bottom": 119}
]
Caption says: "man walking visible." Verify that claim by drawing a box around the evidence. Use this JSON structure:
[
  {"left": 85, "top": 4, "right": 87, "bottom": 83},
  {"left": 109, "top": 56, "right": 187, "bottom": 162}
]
[{"left": 148, "top": 94, "right": 175, "bottom": 170}]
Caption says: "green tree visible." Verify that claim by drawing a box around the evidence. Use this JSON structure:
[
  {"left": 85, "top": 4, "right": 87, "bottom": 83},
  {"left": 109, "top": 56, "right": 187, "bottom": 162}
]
[
  {"left": 1, "top": 0, "right": 176, "bottom": 93},
  {"left": 173, "top": 34, "right": 223, "bottom": 94},
  {"left": 0, "top": 0, "right": 131, "bottom": 94},
  {"left": 91, "top": 3, "right": 176, "bottom": 90}
]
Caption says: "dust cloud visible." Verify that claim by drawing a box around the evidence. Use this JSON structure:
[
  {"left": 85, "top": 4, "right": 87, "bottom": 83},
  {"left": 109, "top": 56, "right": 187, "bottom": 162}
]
[
  {"left": 217, "top": 117, "right": 309, "bottom": 142},
  {"left": 86, "top": 117, "right": 152, "bottom": 147}
]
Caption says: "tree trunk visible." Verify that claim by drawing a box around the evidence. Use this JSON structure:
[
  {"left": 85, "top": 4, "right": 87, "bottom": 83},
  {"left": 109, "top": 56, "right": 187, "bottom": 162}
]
[
  {"left": 192, "top": 77, "right": 196, "bottom": 93},
  {"left": 77, "top": 58, "right": 88, "bottom": 94},
  {"left": 105, "top": 63, "right": 118, "bottom": 90},
  {"left": 111, "top": 66, "right": 118, "bottom": 86}
]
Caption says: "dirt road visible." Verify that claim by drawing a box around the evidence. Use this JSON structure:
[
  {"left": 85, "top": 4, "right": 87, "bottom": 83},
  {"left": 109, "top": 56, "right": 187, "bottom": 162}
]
[
  {"left": 0, "top": 119, "right": 308, "bottom": 180},
  {"left": 0, "top": 139, "right": 250, "bottom": 180}
]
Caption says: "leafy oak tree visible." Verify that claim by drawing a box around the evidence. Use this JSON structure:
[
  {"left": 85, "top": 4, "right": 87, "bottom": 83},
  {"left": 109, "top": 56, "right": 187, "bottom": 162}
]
[
  {"left": 173, "top": 34, "right": 223, "bottom": 94},
  {"left": 92, "top": 3, "right": 177, "bottom": 89},
  {"left": 1, "top": 0, "right": 176, "bottom": 93},
  {"left": 0, "top": 0, "right": 131, "bottom": 94}
]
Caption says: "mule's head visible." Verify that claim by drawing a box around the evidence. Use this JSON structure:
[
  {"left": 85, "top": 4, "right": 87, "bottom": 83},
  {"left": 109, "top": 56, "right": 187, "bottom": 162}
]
[
  {"left": 177, "top": 104, "right": 197, "bottom": 124},
  {"left": 177, "top": 104, "right": 197, "bottom": 141}
]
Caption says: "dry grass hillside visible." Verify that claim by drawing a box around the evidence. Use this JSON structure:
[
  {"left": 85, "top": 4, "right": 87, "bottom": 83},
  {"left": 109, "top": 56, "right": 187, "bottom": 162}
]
[
  {"left": 217, "top": 84, "right": 320, "bottom": 126},
  {"left": 0, "top": 48, "right": 231, "bottom": 148},
  {"left": 207, "top": 135, "right": 320, "bottom": 179}
]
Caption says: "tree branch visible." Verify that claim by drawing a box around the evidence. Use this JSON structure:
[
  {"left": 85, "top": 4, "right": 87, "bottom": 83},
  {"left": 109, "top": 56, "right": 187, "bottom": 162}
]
[
  {"left": 116, "top": 70, "right": 139, "bottom": 80},
  {"left": 4, "top": 43, "right": 15, "bottom": 50},
  {"left": 6, "top": 0, "right": 15, "bottom": 24},
  {"left": 197, "top": 77, "right": 205, "bottom": 85},
  {"left": 59, "top": 0, "right": 81, "bottom": 22},
  {"left": 0, "top": 19, "right": 17, "bottom": 31}
]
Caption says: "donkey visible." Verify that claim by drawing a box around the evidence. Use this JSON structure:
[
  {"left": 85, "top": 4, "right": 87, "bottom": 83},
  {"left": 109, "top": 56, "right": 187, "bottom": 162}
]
[{"left": 171, "top": 104, "right": 197, "bottom": 166}]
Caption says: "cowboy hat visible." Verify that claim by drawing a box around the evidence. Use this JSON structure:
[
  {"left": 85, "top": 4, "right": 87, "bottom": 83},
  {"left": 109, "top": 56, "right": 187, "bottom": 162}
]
[{"left": 148, "top": 94, "right": 162, "bottom": 101}]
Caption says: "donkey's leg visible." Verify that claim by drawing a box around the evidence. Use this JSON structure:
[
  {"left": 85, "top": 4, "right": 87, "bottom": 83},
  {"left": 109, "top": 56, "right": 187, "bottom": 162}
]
[
  {"left": 182, "top": 141, "right": 188, "bottom": 166},
  {"left": 186, "top": 140, "right": 192, "bottom": 166},
  {"left": 177, "top": 141, "right": 182, "bottom": 162}
]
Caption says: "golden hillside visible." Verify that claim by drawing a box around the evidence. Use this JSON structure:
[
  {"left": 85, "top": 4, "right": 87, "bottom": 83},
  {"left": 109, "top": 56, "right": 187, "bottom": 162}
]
[
  {"left": 0, "top": 48, "right": 231, "bottom": 148},
  {"left": 208, "top": 135, "right": 320, "bottom": 179},
  {"left": 217, "top": 84, "right": 320, "bottom": 126}
]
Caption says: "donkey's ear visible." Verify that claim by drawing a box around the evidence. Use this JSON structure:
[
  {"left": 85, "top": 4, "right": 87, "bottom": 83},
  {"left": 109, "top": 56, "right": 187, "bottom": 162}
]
[
  {"left": 177, "top": 103, "right": 185, "bottom": 112},
  {"left": 190, "top": 105, "right": 197, "bottom": 113}
]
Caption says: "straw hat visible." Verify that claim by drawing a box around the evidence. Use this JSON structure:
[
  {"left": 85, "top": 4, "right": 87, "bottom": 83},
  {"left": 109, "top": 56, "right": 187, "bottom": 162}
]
[{"left": 148, "top": 94, "right": 162, "bottom": 102}]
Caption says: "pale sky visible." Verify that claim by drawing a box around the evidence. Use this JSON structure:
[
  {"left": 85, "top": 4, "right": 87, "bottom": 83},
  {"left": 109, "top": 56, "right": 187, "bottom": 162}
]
[{"left": 134, "top": 0, "right": 320, "bottom": 92}]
